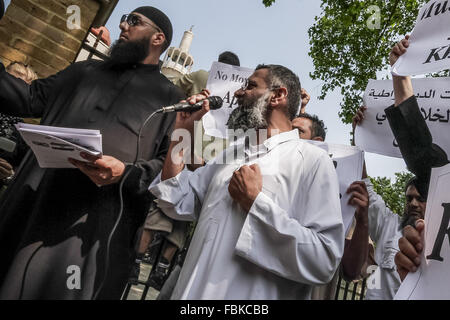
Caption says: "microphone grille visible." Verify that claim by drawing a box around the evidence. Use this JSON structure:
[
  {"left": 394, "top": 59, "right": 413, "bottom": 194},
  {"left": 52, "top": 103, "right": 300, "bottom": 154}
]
[{"left": 208, "top": 96, "right": 223, "bottom": 110}]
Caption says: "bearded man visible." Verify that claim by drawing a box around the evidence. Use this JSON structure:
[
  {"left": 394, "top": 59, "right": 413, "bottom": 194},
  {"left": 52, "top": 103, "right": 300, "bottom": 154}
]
[
  {"left": 149, "top": 64, "right": 344, "bottom": 299},
  {"left": 0, "top": 6, "right": 183, "bottom": 299}
]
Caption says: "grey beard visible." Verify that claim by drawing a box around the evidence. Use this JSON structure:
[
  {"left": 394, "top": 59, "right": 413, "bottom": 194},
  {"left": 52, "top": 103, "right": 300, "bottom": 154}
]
[{"left": 226, "top": 91, "right": 270, "bottom": 132}]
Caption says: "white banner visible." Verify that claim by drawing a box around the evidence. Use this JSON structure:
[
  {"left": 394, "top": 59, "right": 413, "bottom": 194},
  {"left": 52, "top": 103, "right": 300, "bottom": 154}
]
[
  {"left": 307, "top": 141, "right": 364, "bottom": 234},
  {"left": 395, "top": 163, "right": 450, "bottom": 300},
  {"left": 392, "top": 1, "right": 450, "bottom": 76},
  {"left": 356, "top": 78, "right": 450, "bottom": 158},
  {"left": 203, "top": 62, "right": 254, "bottom": 139}
]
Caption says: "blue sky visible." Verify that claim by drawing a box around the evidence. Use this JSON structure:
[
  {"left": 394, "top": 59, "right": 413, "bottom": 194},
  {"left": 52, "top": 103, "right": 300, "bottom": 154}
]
[{"left": 3, "top": 0, "right": 408, "bottom": 180}]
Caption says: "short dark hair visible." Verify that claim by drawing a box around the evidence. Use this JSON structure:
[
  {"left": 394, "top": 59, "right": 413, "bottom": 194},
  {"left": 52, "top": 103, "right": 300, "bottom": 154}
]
[
  {"left": 404, "top": 176, "right": 428, "bottom": 200},
  {"left": 218, "top": 51, "right": 240, "bottom": 66},
  {"left": 401, "top": 176, "right": 428, "bottom": 229},
  {"left": 295, "top": 113, "right": 327, "bottom": 140},
  {"left": 255, "top": 64, "right": 301, "bottom": 120}
]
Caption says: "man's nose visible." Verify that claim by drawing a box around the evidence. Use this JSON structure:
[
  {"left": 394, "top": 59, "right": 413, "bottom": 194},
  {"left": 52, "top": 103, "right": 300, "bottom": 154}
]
[
  {"left": 119, "top": 21, "right": 128, "bottom": 31},
  {"left": 234, "top": 88, "right": 243, "bottom": 98},
  {"left": 410, "top": 197, "right": 420, "bottom": 208}
]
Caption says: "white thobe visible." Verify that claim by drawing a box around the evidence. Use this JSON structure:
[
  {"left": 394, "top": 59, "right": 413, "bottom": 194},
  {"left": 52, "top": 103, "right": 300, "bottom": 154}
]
[
  {"left": 363, "top": 178, "right": 402, "bottom": 300},
  {"left": 149, "top": 129, "right": 344, "bottom": 300}
]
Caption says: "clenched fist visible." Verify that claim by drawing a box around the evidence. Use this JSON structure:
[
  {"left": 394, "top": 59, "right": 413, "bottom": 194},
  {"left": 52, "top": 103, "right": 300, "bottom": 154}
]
[{"left": 228, "top": 164, "right": 262, "bottom": 213}]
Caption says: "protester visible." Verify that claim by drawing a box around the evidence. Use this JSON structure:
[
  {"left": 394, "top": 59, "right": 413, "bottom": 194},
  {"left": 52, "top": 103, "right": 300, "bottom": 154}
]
[
  {"left": 177, "top": 51, "right": 241, "bottom": 163},
  {"left": 175, "top": 51, "right": 240, "bottom": 97},
  {"left": 386, "top": 35, "right": 448, "bottom": 202},
  {"left": 292, "top": 113, "right": 341, "bottom": 300},
  {"left": 0, "top": 62, "right": 39, "bottom": 191},
  {"left": 130, "top": 200, "right": 189, "bottom": 291},
  {"left": 340, "top": 106, "right": 408, "bottom": 299},
  {"left": 149, "top": 64, "right": 344, "bottom": 299},
  {"left": 292, "top": 112, "right": 326, "bottom": 141},
  {"left": 386, "top": 36, "right": 449, "bottom": 281},
  {"left": 0, "top": 6, "right": 184, "bottom": 299},
  {"left": 5, "top": 61, "right": 38, "bottom": 84},
  {"left": 131, "top": 52, "right": 241, "bottom": 290}
]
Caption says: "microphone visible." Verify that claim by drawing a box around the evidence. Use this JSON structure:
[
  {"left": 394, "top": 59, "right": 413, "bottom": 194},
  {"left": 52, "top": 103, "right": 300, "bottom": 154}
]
[{"left": 156, "top": 96, "right": 223, "bottom": 113}]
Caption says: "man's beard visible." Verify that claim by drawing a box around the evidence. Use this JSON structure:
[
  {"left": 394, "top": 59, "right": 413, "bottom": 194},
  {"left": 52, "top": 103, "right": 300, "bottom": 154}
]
[
  {"left": 226, "top": 91, "right": 271, "bottom": 132},
  {"left": 108, "top": 37, "right": 150, "bottom": 66}
]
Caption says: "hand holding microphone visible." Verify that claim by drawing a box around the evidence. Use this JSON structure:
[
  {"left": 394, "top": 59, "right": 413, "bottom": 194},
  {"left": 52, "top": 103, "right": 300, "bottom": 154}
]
[
  {"left": 169, "top": 92, "right": 223, "bottom": 134},
  {"left": 157, "top": 95, "right": 223, "bottom": 113}
]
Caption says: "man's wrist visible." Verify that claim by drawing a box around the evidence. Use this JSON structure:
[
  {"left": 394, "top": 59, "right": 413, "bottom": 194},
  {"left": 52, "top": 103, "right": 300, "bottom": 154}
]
[{"left": 355, "top": 214, "right": 369, "bottom": 227}]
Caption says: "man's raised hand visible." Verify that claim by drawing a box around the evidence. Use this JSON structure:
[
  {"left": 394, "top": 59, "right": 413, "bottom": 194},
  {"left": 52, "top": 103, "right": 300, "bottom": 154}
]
[
  {"left": 174, "top": 89, "right": 211, "bottom": 134},
  {"left": 390, "top": 35, "right": 410, "bottom": 67},
  {"left": 395, "top": 219, "right": 424, "bottom": 281}
]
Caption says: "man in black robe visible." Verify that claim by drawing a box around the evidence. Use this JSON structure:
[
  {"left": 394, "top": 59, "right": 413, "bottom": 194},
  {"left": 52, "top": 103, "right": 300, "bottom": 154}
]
[{"left": 0, "top": 6, "right": 184, "bottom": 299}]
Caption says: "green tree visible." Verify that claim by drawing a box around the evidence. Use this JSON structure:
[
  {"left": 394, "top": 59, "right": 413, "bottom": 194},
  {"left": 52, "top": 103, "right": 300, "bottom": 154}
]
[
  {"left": 262, "top": 0, "right": 276, "bottom": 7},
  {"left": 308, "top": 0, "right": 427, "bottom": 124},
  {"left": 370, "top": 171, "right": 414, "bottom": 216}
]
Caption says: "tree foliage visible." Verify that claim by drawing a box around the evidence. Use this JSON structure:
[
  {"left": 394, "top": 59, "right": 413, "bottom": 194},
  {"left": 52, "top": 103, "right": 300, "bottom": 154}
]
[
  {"left": 370, "top": 171, "right": 414, "bottom": 216},
  {"left": 308, "top": 0, "right": 428, "bottom": 124},
  {"left": 262, "top": 0, "right": 276, "bottom": 7}
]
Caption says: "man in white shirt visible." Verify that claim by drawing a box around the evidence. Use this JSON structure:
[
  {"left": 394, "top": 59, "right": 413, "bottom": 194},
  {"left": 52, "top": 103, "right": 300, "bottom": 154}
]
[
  {"left": 342, "top": 175, "right": 403, "bottom": 300},
  {"left": 342, "top": 105, "right": 427, "bottom": 299},
  {"left": 149, "top": 64, "right": 344, "bottom": 299}
]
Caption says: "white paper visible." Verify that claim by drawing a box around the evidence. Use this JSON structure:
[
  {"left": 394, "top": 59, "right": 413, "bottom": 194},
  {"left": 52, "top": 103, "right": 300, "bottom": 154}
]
[
  {"left": 395, "top": 163, "right": 450, "bottom": 299},
  {"left": 307, "top": 141, "right": 364, "bottom": 234},
  {"left": 356, "top": 78, "right": 450, "bottom": 158},
  {"left": 202, "top": 62, "right": 254, "bottom": 138},
  {"left": 16, "top": 123, "right": 102, "bottom": 168},
  {"left": 392, "top": 1, "right": 450, "bottom": 76}
]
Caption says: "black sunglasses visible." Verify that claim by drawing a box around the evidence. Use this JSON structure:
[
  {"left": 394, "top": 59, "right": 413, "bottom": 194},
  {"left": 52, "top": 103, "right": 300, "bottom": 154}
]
[{"left": 120, "top": 13, "right": 162, "bottom": 32}]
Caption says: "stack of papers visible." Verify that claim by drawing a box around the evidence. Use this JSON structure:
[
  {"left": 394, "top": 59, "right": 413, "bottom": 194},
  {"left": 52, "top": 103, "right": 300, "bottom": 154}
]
[{"left": 16, "top": 123, "right": 102, "bottom": 168}]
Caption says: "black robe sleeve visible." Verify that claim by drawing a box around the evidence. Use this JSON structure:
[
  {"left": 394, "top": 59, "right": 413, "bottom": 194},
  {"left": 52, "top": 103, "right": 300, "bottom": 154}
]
[
  {"left": 0, "top": 61, "right": 91, "bottom": 118},
  {"left": 385, "top": 95, "right": 449, "bottom": 184}
]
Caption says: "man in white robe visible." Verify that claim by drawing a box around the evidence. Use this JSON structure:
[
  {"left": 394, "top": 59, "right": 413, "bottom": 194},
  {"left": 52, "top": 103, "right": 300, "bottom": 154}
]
[{"left": 149, "top": 64, "right": 345, "bottom": 299}]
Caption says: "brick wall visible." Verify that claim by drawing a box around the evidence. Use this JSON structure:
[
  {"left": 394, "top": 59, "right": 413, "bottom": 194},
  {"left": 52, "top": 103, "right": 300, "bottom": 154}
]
[{"left": 0, "top": 0, "right": 101, "bottom": 78}]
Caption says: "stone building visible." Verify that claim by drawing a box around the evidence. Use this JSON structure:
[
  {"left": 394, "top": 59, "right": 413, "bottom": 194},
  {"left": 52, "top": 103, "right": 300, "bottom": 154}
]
[{"left": 0, "top": 0, "right": 118, "bottom": 78}]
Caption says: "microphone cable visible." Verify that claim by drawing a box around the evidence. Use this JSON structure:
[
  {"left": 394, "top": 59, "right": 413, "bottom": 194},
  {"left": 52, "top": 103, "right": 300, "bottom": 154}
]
[{"left": 92, "top": 110, "right": 161, "bottom": 300}]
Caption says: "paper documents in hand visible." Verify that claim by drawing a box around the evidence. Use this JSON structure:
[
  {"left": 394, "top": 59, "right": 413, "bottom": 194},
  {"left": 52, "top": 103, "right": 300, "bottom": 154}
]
[{"left": 16, "top": 123, "right": 102, "bottom": 168}]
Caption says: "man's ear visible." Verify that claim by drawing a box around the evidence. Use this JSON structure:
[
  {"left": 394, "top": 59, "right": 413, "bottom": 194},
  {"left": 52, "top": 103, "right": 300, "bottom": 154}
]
[
  {"left": 151, "top": 32, "right": 166, "bottom": 48},
  {"left": 269, "top": 87, "right": 288, "bottom": 108},
  {"left": 312, "top": 136, "right": 324, "bottom": 142}
]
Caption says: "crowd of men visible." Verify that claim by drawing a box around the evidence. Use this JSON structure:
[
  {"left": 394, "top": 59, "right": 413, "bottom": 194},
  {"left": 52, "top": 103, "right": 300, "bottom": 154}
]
[{"left": 0, "top": 5, "right": 444, "bottom": 300}]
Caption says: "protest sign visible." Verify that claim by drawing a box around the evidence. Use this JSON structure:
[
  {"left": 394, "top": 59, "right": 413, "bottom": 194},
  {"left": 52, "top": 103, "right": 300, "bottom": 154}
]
[
  {"left": 307, "top": 141, "right": 364, "bottom": 234},
  {"left": 395, "top": 163, "right": 450, "bottom": 300},
  {"left": 203, "top": 62, "right": 254, "bottom": 139},
  {"left": 392, "top": 1, "right": 450, "bottom": 76},
  {"left": 356, "top": 78, "right": 450, "bottom": 158}
]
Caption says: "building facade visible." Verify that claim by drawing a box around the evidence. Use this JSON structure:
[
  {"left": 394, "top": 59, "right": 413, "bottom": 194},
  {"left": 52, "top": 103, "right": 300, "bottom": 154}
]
[{"left": 0, "top": 0, "right": 118, "bottom": 78}]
